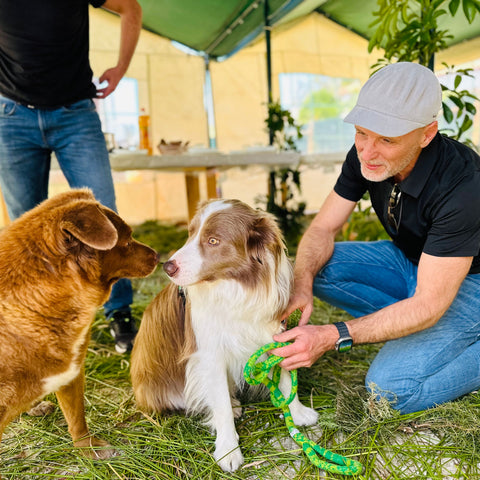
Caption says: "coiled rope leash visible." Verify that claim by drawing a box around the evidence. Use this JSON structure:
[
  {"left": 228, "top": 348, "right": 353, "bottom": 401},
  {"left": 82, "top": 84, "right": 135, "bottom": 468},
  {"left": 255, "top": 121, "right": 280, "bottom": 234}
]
[{"left": 243, "top": 342, "right": 363, "bottom": 476}]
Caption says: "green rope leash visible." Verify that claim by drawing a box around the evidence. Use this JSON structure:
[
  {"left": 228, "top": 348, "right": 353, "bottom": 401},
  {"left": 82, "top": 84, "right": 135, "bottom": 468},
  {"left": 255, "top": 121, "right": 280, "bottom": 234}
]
[{"left": 243, "top": 342, "right": 363, "bottom": 476}]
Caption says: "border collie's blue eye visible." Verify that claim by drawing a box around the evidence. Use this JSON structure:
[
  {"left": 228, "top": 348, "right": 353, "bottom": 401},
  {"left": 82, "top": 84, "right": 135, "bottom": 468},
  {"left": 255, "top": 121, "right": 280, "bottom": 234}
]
[{"left": 208, "top": 238, "right": 219, "bottom": 245}]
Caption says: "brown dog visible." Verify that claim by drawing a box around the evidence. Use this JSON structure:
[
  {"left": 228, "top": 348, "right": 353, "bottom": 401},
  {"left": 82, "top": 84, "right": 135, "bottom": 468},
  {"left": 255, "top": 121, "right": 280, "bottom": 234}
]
[{"left": 0, "top": 189, "right": 159, "bottom": 463}]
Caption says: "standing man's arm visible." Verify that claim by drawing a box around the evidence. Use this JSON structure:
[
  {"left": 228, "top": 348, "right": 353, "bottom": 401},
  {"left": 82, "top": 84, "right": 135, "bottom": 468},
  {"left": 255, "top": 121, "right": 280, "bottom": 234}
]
[{"left": 96, "top": 0, "right": 142, "bottom": 98}]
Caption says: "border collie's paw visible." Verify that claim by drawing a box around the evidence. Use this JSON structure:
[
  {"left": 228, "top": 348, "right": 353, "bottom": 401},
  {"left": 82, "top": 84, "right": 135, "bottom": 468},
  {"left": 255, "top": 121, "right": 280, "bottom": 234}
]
[
  {"left": 290, "top": 403, "right": 319, "bottom": 426},
  {"left": 215, "top": 447, "right": 244, "bottom": 472},
  {"left": 214, "top": 434, "right": 243, "bottom": 472}
]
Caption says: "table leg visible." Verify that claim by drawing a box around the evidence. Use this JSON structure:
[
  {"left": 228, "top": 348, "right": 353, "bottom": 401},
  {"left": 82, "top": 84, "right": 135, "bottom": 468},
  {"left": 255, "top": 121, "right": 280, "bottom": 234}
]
[
  {"left": 206, "top": 167, "right": 219, "bottom": 199},
  {"left": 184, "top": 171, "right": 201, "bottom": 220}
]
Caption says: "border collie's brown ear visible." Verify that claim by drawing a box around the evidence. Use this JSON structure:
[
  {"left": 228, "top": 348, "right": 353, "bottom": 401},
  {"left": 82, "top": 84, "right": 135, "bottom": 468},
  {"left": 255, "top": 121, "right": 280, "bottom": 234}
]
[
  {"left": 61, "top": 203, "right": 118, "bottom": 250},
  {"left": 247, "top": 215, "right": 283, "bottom": 261}
]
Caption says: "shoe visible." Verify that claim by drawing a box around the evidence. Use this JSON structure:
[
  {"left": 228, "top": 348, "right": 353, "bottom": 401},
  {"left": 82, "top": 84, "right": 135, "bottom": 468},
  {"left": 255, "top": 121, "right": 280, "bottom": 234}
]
[{"left": 109, "top": 310, "right": 138, "bottom": 354}]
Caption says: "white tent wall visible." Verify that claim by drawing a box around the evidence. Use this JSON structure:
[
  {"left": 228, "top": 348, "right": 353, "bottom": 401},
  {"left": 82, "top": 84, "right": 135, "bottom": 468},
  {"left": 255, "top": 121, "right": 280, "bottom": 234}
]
[{"left": 210, "top": 13, "right": 378, "bottom": 152}]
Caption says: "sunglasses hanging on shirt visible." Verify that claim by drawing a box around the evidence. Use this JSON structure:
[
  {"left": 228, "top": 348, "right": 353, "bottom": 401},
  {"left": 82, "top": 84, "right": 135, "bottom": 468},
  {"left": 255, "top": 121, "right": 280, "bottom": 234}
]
[{"left": 386, "top": 183, "right": 402, "bottom": 235}]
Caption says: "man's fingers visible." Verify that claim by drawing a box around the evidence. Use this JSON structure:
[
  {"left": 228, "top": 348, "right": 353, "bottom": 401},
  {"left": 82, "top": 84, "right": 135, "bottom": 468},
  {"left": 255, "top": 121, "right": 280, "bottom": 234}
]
[{"left": 298, "top": 304, "right": 313, "bottom": 326}]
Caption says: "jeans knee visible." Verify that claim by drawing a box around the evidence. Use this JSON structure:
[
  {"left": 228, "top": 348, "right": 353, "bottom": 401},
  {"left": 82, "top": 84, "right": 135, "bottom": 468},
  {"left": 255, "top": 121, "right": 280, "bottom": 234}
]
[{"left": 365, "top": 366, "right": 423, "bottom": 414}]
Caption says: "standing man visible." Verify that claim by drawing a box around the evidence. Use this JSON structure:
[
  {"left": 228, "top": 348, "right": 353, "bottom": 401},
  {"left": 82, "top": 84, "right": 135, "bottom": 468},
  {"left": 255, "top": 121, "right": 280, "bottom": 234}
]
[
  {"left": 0, "top": 0, "right": 143, "bottom": 353},
  {"left": 274, "top": 62, "right": 480, "bottom": 414}
]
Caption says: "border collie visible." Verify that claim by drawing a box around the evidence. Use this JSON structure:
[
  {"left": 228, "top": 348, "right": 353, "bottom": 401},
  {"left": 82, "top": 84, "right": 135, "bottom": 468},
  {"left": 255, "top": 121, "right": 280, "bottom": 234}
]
[{"left": 131, "top": 199, "right": 318, "bottom": 472}]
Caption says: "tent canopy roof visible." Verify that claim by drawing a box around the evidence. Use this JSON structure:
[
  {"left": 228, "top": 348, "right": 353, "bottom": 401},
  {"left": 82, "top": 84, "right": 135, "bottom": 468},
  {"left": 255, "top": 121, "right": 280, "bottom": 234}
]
[
  {"left": 137, "top": 0, "right": 480, "bottom": 60},
  {"left": 137, "top": 0, "right": 327, "bottom": 59}
]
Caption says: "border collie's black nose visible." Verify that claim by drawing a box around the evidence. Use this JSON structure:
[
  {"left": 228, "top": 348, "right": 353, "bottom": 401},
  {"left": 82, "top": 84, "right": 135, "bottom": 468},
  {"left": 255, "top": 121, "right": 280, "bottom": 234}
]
[{"left": 163, "top": 260, "right": 179, "bottom": 277}]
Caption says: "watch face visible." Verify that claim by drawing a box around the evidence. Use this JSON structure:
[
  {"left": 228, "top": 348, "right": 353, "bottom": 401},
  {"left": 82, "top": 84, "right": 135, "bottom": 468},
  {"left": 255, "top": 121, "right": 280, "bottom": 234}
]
[{"left": 337, "top": 338, "right": 353, "bottom": 353}]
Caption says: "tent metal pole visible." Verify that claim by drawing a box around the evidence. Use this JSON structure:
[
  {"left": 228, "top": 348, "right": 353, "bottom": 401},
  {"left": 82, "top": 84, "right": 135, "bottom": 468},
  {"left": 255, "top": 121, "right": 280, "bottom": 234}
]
[
  {"left": 203, "top": 55, "right": 217, "bottom": 149},
  {"left": 264, "top": 0, "right": 274, "bottom": 145}
]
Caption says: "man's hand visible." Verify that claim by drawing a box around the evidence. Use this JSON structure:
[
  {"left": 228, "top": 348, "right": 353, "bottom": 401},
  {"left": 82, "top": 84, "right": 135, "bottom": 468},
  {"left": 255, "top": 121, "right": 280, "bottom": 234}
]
[
  {"left": 283, "top": 288, "right": 315, "bottom": 327},
  {"left": 272, "top": 323, "right": 338, "bottom": 370},
  {"left": 96, "top": 67, "right": 124, "bottom": 98}
]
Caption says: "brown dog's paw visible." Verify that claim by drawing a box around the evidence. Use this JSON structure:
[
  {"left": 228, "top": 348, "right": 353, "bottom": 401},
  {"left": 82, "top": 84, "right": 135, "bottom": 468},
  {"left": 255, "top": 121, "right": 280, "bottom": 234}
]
[
  {"left": 27, "top": 400, "right": 56, "bottom": 417},
  {"left": 74, "top": 436, "right": 116, "bottom": 460}
]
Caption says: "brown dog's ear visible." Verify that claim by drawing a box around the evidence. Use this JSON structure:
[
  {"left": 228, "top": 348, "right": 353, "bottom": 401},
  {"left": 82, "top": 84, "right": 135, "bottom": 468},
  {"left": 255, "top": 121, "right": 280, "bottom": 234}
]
[
  {"left": 247, "top": 214, "right": 282, "bottom": 262},
  {"left": 61, "top": 203, "right": 118, "bottom": 250}
]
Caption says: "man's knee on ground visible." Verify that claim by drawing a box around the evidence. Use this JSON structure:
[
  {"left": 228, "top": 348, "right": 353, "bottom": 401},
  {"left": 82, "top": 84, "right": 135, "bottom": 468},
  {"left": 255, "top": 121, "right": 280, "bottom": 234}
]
[{"left": 365, "top": 366, "right": 424, "bottom": 415}]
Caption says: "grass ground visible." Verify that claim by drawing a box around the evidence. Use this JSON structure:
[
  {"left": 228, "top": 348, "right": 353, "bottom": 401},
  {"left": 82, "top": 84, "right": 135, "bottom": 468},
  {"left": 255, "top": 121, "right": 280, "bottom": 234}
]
[{"left": 1, "top": 221, "right": 480, "bottom": 479}]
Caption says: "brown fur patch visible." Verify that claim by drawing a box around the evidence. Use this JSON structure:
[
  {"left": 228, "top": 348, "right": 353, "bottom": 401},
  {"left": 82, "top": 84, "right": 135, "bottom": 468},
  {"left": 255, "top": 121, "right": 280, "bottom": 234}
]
[{"left": 0, "top": 189, "right": 159, "bottom": 466}]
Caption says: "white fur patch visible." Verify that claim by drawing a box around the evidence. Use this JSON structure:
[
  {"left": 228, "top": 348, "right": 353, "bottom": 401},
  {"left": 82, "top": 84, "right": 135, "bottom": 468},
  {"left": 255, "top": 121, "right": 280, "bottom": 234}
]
[
  {"left": 41, "top": 323, "right": 90, "bottom": 395},
  {"left": 169, "top": 200, "right": 231, "bottom": 286}
]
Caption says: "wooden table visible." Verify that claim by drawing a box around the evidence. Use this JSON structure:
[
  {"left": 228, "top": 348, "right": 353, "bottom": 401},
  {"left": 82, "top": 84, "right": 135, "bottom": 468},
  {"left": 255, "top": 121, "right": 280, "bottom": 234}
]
[{"left": 0, "top": 149, "right": 345, "bottom": 226}]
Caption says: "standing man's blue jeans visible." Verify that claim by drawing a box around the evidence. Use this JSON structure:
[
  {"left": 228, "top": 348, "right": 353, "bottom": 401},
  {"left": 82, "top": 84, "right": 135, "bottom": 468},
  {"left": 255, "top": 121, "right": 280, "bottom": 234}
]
[
  {"left": 0, "top": 95, "right": 132, "bottom": 316},
  {"left": 314, "top": 240, "right": 480, "bottom": 414}
]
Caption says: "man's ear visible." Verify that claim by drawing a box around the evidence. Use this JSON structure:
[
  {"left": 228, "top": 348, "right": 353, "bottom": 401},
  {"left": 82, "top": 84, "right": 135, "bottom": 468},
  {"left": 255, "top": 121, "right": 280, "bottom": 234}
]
[{"left": 420, "top": 121, "right": 438, "bottom": 148}]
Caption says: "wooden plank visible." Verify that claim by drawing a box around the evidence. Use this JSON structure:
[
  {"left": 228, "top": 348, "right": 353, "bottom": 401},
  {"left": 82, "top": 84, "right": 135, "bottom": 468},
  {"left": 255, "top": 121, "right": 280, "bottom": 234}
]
[{"left": 184, "top": 170, "right": 201, "bottom": 220}]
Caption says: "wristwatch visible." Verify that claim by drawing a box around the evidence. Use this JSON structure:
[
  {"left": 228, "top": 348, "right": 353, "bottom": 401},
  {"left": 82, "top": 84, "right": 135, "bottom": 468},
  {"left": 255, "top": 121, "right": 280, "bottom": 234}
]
[{"left": 333, "top": 322, "right": 353, "bottom": 353}]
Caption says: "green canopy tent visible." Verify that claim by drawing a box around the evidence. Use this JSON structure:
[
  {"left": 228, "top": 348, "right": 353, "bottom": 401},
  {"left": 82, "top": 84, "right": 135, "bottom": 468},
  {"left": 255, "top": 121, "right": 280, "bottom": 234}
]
[
  {"left": 137, "top": 0, "right": 327, "bottom": 60},
  {"left": 137, "top": 0, "right": 480, "bottom": 58}
]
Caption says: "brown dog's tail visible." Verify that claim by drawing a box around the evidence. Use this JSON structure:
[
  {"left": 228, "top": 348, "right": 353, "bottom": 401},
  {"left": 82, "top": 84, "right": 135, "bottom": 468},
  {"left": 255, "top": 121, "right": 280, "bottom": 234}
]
[{"left": 131, "top": 282, "right": 193, "bottom": 412}]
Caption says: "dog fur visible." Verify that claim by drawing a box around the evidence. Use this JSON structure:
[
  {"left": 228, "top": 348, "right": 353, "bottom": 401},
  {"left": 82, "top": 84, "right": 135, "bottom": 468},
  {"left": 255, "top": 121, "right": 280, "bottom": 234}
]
[
  {"left": 131, "top": 199, "right": 318, "bottom": 472},
  {"left": 0, "top": 189, "right": 159, "bottom": 463}
]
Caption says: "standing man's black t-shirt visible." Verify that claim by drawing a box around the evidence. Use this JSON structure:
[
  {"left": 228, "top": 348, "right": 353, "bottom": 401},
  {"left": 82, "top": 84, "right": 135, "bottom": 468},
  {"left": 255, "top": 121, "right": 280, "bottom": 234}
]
[
  {"left": 334, "top": 133, "right": 480, "bottom": 274},
  {"left": 0, "top": 0, "right": 105, "bottom": 108}
]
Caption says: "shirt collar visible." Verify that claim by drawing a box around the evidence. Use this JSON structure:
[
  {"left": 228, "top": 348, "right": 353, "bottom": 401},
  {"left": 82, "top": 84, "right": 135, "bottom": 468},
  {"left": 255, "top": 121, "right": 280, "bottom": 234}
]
[{"left": 398, "top": 133, "right": 441, "bottom": 198}]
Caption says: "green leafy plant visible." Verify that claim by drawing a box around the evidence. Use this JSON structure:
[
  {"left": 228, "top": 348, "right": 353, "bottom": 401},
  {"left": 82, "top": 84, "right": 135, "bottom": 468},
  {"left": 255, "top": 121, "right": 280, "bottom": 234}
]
[
  {"left": 439, "top": 63, "right": 480, "bottom": 147},
  {"left": 368, "top": 0, "right": 480, "bottom": 146},
  {"left": 258, "top": 100, "right": 306, "bottom": 252},
  {"left": 265, "top": 100, "right": 303, "bottom": 151}
]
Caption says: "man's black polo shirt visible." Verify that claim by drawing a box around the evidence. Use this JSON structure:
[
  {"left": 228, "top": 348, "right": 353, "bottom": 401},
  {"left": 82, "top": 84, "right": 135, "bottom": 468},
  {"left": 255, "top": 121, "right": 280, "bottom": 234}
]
[{"left": 334, "top": 133, "right": 480, "bottom": 274}]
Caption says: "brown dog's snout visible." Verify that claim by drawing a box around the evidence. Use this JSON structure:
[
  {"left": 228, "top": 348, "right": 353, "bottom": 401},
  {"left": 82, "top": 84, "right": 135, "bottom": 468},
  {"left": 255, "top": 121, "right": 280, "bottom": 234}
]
[{"left": 163, "top": 260, "right": 179, "bottom": 277}]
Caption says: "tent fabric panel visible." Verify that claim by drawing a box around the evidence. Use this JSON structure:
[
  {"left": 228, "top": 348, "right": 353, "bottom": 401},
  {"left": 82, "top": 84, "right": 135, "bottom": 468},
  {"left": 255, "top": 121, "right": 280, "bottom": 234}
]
[{"left": 138, "top": 0, "right": 326, "bottom": 58}]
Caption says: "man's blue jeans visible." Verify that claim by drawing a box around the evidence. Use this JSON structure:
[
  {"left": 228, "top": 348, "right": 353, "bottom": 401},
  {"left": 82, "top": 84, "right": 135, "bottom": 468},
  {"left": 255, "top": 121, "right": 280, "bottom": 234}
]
[
  {"left": 314, "top": 240, "right": 480, "bottom": 414},
  {"left": 0, "top": 95, "right": 132, "bottom": 316}
]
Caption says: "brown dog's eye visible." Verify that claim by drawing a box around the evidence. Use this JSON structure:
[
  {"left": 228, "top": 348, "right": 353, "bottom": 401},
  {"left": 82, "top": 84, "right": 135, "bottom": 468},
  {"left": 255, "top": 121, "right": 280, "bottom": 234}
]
[{"left": 208, "top": 237, "right": 219, "bottom": 246}]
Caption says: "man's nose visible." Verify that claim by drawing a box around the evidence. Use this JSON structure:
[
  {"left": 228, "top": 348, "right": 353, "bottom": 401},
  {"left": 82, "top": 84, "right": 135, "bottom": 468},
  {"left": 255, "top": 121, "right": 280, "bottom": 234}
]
[{"left": 359, "top": 139, "right": 377, "bottom": 160}]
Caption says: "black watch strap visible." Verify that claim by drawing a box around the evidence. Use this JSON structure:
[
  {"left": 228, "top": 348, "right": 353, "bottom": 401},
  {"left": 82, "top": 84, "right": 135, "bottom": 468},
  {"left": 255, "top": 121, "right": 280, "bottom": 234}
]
[
  {"left": 334, "top": 321, "right": 350, "bottom": 338},
  {"left": 333, "top": 321, "right": 353, "bottom": 352}
]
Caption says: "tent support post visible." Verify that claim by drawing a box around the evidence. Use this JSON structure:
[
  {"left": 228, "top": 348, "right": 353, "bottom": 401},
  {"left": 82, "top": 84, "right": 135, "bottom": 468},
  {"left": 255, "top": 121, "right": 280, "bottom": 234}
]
[
  {"left": 264, "top": 0, "right": 274, "bottom": 145},
  {"left": 204, "top": 55, "right": 217, "bottom": 149}
]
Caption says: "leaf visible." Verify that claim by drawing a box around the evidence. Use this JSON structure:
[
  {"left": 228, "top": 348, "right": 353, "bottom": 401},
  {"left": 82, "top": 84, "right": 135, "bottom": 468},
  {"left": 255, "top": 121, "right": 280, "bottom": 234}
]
[
  {"left": 432, "top": 0, "right": 447, "bottom": 11},
  {"left": 449, "top": 95, "right": 465, "bottom": 109},
  {"left": 459, "top": 115, "right": 473, "bottom": 134},
  {"left": 368, "top": 35, "right": 379, "bottom": 53},
  {"left": 449, "top": 0, "right": 461, "bottom": 15},
  {"left": 442, "top": 102, "right": 454, "bottom": 123},
  {"left": 462, "top": 0, "right": 477, "bottom": 22},
  {"left": 465, "top": 102, "right": 477, "bottom": 114},
  {"left": 454, "top": 74, "right": 462, "bottom": 89},
  {"left": 401, "top": 3, "right": 410, "bottom": 23}
]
